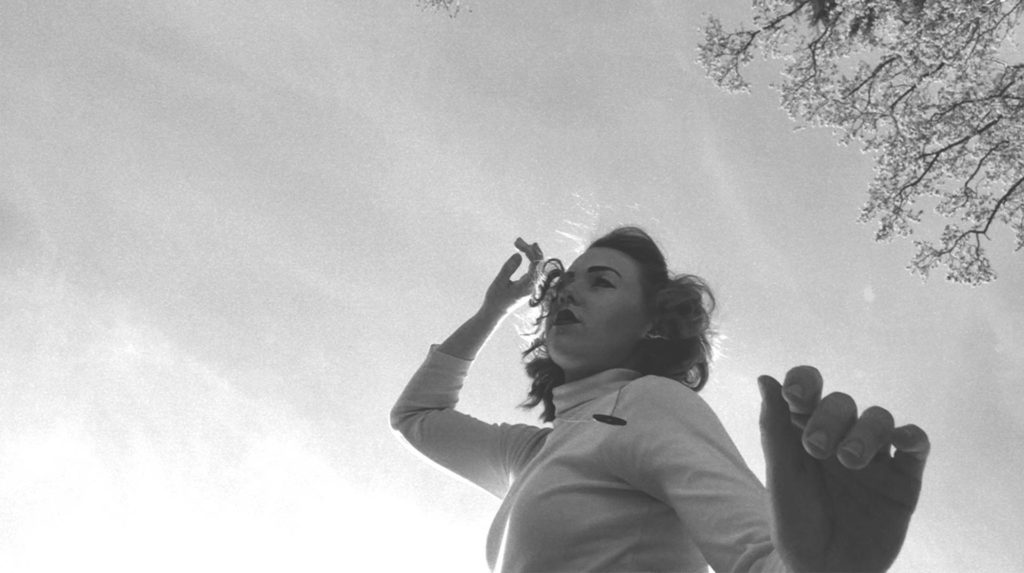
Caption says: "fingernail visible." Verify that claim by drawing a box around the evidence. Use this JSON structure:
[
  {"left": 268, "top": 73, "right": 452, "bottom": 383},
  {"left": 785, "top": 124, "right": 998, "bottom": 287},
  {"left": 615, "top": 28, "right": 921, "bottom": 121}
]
[
  {"left": 840, "top": 440, "right": 864, "bottom": 459},
  {"left": 806, "top": 431, "right": 828, "bottom": 452},
  {"left": 786, "top": 385, "right": 804, "bottom": 400}
]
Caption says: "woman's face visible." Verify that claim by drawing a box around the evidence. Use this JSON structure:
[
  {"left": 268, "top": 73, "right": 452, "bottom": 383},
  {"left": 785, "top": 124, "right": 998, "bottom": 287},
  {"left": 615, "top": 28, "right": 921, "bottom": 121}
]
[{"left": 545, "top": 247, "right": 654, "bottom": 384}]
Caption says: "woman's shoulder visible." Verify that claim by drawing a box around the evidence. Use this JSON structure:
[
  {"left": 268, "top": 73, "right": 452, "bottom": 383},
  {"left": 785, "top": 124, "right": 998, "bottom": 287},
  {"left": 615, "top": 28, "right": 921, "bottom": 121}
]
[
  {"left": 616, "top": 375, "right": 719, "bottom": 424},
  {"left": 598, "top": 376, "right": 739, "bottom": 474},
  {"left": 620, "top": 374, "right": 705, "bottom": 403}
]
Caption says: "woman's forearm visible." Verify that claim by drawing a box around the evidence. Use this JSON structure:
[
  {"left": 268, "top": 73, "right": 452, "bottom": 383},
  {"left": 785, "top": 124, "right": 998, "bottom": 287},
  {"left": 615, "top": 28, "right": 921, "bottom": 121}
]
[{"left": 436, "top": 307, "right": 506, "bottom": 361}]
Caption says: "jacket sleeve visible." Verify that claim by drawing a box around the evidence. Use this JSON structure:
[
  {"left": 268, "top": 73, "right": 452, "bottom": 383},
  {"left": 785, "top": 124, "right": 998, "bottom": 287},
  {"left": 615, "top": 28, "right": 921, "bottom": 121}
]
[
  {"left": 606, "top": 377, "right": 793, "bottom": 573},
  {"left": 389, "top": 344, "right": 552, "bottom": 499}
]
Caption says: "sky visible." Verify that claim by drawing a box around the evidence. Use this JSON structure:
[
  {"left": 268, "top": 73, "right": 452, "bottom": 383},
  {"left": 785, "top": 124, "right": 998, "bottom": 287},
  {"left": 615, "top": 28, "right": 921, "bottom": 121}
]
[{"left": 1, "top": 1, "right": 1022, "bottom": 571}]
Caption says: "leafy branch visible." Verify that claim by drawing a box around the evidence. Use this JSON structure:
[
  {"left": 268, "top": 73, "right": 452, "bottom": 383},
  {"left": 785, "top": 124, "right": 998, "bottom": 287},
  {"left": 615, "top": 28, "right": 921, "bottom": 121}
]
[{"left": 699, "top": 0, "right": 1024, "bottom": 285}]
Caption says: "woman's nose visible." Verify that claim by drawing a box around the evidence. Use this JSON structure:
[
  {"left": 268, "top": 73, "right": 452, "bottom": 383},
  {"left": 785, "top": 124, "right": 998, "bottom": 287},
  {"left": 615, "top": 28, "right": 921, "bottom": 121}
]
[
  {"left": 556, "top": 291, "right": 570, "bottom": 306},
  {"left": 556, "top": 278, "right": 577, "bottom": 306}
]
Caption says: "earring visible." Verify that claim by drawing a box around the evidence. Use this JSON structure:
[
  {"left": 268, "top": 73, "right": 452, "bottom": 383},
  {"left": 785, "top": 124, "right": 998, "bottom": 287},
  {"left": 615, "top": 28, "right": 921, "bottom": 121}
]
[{"left": 643, "top": 331, "right": 667, "bottom": 341}]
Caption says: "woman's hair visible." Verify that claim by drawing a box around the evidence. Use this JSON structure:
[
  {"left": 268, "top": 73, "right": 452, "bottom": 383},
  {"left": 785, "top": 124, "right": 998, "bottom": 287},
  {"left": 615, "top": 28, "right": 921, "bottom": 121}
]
[{"left": 517, "top": 226, "right": 718, "bottom": 423}]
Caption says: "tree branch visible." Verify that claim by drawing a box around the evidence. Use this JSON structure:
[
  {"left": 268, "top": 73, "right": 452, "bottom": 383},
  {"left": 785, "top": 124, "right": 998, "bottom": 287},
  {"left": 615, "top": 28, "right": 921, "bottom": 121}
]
[
  {"left": 920, "top": 116, "right": 1001, "bottom": 161},
  {"left": 845, "top": 56, "right": 899, "bottom": 98},
  {"left": 889, "top": 83, "right": 917, "bottom": 113},
  {"left": 979, "top": 175, "right": 1024, "bottom": 236},
  {"left": 962, "top": 143, "right": 1004, "bottom": 197},
  {"left": 763, "top": 0, "right": 814, "bottom": 32},
  {"left": 933, "top": 71, "right": 1020, "bottom": 120},
  {"left": 932, "top": 175, "right": 1024, "bottom": 258},
  {"left": 889, "top": 117, "right": 1002, "bottom": 215}
]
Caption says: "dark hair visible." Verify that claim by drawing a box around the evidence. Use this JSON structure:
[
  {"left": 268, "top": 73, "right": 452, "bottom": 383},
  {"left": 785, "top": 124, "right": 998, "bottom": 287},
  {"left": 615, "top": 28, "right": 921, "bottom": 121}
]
[{"left": 517, "top": 226, "right": 718, "bottom": 423}]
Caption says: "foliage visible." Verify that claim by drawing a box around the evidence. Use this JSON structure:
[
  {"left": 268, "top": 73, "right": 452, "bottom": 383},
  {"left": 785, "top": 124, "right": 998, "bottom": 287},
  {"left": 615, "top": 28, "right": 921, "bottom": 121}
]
[
  {"left": 699, "top": 0, "right": 1024, "bottom": 285},
  {"left": 417, "top": 0, "right": 464, "bottom": 18}
]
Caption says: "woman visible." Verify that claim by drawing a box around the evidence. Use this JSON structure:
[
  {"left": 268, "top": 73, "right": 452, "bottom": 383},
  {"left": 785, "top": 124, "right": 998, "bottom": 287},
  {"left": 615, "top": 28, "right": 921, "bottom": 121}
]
[{"left": 390, "top": 227, "right": 929, "bottom": 572}]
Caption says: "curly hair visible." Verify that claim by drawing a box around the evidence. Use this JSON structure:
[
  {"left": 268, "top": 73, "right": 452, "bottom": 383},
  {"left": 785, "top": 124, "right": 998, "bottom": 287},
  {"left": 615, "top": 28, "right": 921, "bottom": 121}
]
[{"left": 517, "top": 226, "right": 718, "bottom": 423}]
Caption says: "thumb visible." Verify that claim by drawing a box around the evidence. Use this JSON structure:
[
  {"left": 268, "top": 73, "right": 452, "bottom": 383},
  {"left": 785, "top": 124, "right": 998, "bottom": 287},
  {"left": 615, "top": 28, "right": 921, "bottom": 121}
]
[
  {"left": 758, "top": 375, "right": 804, "bottom": 479},
  {"left": 759, "top": 375, "right": 827, "bottom": 569},
  {"left": 499, "top": 252, "right": 523, "bottom": 282}
]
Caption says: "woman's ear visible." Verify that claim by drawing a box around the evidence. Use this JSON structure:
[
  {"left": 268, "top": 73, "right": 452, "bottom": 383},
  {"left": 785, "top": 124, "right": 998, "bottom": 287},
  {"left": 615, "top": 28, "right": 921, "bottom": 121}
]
[
  {"left": 643, "top": 316, "right": 666, "bottom": 340},
  {"left": 641, "top": 314, "right": 662, "bottom": 340}
]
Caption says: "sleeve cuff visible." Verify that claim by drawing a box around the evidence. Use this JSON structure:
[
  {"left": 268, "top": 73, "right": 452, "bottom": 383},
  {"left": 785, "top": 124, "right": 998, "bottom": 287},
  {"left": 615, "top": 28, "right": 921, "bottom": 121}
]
[{"left": 428, "top": 343, "right": 474, "bottom": 369}]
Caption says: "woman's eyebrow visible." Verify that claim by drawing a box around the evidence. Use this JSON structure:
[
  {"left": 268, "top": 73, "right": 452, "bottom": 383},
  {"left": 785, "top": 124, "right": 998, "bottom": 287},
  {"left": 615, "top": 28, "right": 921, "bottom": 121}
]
[
  {"left": 588, "top": 266, "right": 621, "bottom": 278},
  {"left": 563, "top": 266, "right": 622, "bottom": 279}
]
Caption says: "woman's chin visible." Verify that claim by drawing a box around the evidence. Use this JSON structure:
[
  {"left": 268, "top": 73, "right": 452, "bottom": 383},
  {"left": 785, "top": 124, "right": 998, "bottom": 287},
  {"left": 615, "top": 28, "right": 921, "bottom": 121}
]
[
  {"left": 547, "top": 349, "right": 582, "bottom": 373},
  {"left": 547, "top": 337, "right": 592, "bottom": 369},
  {"left": 545, "top": 347, "right": 566, "bottom": 367}
]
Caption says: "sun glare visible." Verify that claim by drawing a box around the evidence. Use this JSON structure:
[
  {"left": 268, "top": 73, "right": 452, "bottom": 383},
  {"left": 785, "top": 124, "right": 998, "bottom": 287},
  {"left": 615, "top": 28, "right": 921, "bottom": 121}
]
[{"left": 0, "top": 417, "right": 486, "bottom": 572}]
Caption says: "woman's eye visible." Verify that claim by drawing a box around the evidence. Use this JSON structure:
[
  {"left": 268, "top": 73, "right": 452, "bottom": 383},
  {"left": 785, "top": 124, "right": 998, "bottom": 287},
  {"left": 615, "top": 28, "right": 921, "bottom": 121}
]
[{"left": 595, "top": 278, "right": 613, "bottom": 287}]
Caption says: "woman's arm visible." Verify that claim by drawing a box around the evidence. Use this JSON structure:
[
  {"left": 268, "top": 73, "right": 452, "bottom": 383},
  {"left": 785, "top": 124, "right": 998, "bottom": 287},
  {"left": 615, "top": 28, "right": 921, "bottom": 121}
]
[
  {"left": 435, "top": 307, "right": 505, "bottom": 361},
  {"left": 390, "top": 239, "right": 551, "bottom": 498},
  {"left": 389, "top": 312, "right": 550, "bottom": 498}
]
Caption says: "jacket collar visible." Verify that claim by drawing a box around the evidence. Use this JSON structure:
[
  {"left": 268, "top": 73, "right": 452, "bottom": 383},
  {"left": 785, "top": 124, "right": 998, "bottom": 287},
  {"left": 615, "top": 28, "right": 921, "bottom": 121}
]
[{"left": 552, "top": 368, "right": 645, "bottom": 421}]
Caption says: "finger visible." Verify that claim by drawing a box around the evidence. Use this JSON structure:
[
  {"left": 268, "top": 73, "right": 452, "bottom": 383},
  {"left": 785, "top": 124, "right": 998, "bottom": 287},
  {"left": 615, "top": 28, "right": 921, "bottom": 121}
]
[
  {"left": 782, "top": 365, "right": 824, "bottom": 413},
  {"left": 892, "top": 424, "right": 930, "bottom": 481},
  {"left": 514, "top": 238, "right": 543, "bottom": 262},
  {"left": 512, "top": 253, "right": 543, "bottom": 285},
  {"left": 802, "top": 391, "right": 858, "bottom": 459},
  {"left": 500, "top": 252, "right": 523, "bottom": 282},
  {"left": 782, "top": 365, "right": 824, "bottom": 429},
  {"left": 757, "top": 375, "right": 806, "bottom": 479},
  {"left": 759, "top": 375, "right": 832, "bottom": 555},
  {"left": 835, "top": 406, "right": 895, "bottom": 470}
]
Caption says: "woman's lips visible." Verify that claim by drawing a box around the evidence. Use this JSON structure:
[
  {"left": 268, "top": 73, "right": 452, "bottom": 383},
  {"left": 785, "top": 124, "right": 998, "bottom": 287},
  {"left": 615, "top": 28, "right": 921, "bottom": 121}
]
[{"left": 553, "top": 308, "right": 580, "bottom": 325}]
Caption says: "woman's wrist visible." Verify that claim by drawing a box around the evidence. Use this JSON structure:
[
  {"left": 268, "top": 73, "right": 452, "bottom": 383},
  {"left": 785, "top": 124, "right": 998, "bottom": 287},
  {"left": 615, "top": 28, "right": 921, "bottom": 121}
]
[
  {"left": 436, "top": 307, "right": 506, "bottom": 362},
  {"left": 475, "top": 305, "right": 508, "bottom": 326}
]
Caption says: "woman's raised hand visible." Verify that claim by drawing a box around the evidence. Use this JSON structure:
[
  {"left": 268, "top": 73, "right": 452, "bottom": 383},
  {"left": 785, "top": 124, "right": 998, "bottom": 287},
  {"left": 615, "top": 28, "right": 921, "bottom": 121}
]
[{"left": 481, "top": 237, "right": 545, "bottom": 318}]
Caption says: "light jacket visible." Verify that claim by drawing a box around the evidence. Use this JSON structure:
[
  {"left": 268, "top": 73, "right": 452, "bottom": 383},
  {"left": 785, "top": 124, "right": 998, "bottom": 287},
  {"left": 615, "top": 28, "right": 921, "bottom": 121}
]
[{"left": 390, "top": 344, "right": 792, "bottom": 573}]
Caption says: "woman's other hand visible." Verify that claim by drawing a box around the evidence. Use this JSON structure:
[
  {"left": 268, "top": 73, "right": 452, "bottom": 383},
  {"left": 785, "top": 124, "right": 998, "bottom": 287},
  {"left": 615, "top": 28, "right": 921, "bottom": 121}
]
[
  {"left": 481, "top": 237, "right": 545, "bottom": 318},
  {"left": 757, "top": 366, "right": 930, "bottom": 573}
]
